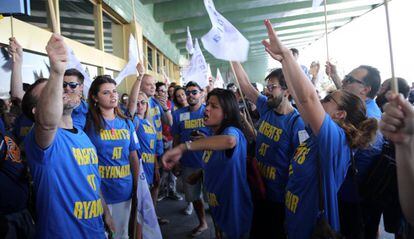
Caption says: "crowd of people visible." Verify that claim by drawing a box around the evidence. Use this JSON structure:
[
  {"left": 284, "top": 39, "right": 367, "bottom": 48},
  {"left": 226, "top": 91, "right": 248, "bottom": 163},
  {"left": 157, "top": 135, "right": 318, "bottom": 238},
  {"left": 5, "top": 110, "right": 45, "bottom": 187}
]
[{"left": 1, "top": 19, "right": 414, "bottom": 239}]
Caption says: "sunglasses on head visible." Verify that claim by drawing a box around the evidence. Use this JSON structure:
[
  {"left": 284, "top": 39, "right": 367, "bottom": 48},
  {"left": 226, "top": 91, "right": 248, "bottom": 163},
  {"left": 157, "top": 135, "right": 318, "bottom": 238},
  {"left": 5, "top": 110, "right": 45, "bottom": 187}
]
[
  {"left": 343, "top": 75, "right": 365, "bottom": 85},
  {"left": 63, "top": 82, "right": 80, "bottom": 89},
  {"left": 321, "top": 93, "right": 340, "bottom": 106},
  {"left": 185, "top": 90, "right": 200, "bottom": 96}
]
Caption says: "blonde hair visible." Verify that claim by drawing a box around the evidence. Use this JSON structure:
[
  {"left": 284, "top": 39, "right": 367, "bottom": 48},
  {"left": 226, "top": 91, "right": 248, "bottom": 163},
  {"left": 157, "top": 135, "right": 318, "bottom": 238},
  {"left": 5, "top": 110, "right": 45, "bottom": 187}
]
[{"left": 138, "top": 91, "right": 150, "bottom": 120}]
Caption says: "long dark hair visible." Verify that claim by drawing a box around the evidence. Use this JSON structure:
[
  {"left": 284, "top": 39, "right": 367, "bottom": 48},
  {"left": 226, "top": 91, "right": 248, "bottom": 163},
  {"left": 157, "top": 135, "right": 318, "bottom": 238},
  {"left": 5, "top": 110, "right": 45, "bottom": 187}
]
[
  {"left": 329, "top": 90, "right": 378, "bottom": 149},
  {"left": 86, "top": 75, "right": 126, "bottom": 133},
  {"left": 172, "top": 86, "right": 186, "bottom": 108},
  {"left": 206, "top": 88, "right": 243, "bottom": 135}
]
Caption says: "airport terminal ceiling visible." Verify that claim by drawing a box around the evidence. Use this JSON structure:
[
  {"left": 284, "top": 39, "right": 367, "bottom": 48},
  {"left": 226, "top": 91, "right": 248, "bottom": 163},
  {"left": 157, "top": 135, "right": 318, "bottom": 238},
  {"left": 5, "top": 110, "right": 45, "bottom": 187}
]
[{"left": 16, "top": 0, "right": 385, "bottom": 76}]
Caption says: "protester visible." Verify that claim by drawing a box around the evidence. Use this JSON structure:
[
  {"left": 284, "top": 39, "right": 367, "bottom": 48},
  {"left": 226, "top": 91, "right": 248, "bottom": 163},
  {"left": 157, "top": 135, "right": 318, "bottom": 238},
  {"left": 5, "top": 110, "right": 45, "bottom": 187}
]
[
  {"left": 262, "top": 19, "right": 378, "bottom": 238},
  {"left": 64, "top": 68, "right": 88, "bottom": 129},
  {"left": 170, "top": 81, "right": 210, "bottom": 236},
  {"left": 22, "top": 34, "right": 114, "bottom": 238},
  {"left": 232, "top": 61, "right": 304, "bottom": 238},
  {"left": 85, "top": 75, "right": 139, "bottom": 239},
  {"left": 163, "top": 88, "right": 253, "bottom": 239},
  {"left": 326, "top": 60, "right": 385, "bottom": 238},
  {"left": 380, "top": 93, "right": 414, "bottom": 227},
  {"left": 172, "top": 86, "right": 188, "bottom": 110},
  {"left": 8, "top": 37, "right": 33, "bottom": 146},
  {"left": 119, "top": 93, "right": 129, "bottom": 114},
  {"left": 376, "top": 77, "right": 410, "bottom": 110}
]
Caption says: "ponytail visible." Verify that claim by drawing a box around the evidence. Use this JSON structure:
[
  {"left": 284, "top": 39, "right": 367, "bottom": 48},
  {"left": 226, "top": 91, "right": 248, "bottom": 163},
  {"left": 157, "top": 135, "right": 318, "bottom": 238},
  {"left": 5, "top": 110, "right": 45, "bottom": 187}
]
[{"left": 337, "top": 117, "right": 378, "bottom": 149}]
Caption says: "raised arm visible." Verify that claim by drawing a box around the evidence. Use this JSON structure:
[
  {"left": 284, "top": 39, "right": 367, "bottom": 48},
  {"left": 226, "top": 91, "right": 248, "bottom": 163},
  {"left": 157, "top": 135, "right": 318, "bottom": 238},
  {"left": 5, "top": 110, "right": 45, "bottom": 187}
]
[
  {"left": 128, "top": 63, "right": 145, "bottom": 116},
  {"left": 230, "top": 62, "right": 260, "bottom": 104},
  {"left": 9, "top": 37, "right": 25, "bottom": 100},
  {"left": 34, "top": 34, "right": 67, "bottom": 149},
  {"left": 262, "top": 20, "right": 325, "bottom": 134},
  {"left": 380, "top": 93, "right": 414, "bottom": 224},
  {"left": 325, "top": 61, "right": 342, "bottom": 90}
]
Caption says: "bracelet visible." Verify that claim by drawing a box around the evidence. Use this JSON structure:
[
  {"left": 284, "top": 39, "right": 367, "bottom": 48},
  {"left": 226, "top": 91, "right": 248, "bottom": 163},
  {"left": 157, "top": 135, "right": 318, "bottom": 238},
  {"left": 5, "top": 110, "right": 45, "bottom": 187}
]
[
  {"left": 185, "top": 141, "right": 192, "bottom": 151},
  {"left": 163, "top": 108, "right": 170, "bottom": 113}
]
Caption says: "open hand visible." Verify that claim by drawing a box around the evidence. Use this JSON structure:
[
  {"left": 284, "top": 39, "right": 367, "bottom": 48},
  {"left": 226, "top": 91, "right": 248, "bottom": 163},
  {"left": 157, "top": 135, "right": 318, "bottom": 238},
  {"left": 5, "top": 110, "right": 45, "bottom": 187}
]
[{"left": 261, "top": 19, "right": 290, "bottom": 62}]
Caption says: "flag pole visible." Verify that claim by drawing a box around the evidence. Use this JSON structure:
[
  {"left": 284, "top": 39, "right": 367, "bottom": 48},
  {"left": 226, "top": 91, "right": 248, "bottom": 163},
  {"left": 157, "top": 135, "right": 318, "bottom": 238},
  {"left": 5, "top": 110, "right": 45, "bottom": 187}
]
[
  {"left": 47, "top": 0, "right": 59, "bottom": 34},
  {"left": 129, "top": 2, "right": 139, "bottom": 237},
  {"left": 323, "top": 0, "right": 330, "bottom": 62},
  {"left": 229, "top": 62, "right": 256, "bottom": 137},
  {"left": 384, "top": 0, "right": 398, "bottom": 94}
]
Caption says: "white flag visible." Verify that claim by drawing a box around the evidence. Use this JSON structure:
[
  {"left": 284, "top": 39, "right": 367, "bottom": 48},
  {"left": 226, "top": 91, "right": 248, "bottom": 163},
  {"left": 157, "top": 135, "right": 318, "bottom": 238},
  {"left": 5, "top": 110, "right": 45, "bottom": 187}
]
[
  {"left": 137, "top": 159, "right": 163, "bottom": 239},
  {"left": 186, "top": 26, "right": 194, "bottom": 55},
  {"left": 114, "top": 34, "right": 139, "bottom": 85},
  {"left": 214, "top": 68, "right": 224, "bottom": 89},
  {"left": 201, "top": 0, "right": 249, "bottom": 62},
  {"left": 183, "top": 39, "right": 209, "bottom": 88},
  {"left": 312, "top": 0, "right": 323, "bottom": 9},
  {"left": 66, "top": 47, "right": 92, "bottom": 97}
]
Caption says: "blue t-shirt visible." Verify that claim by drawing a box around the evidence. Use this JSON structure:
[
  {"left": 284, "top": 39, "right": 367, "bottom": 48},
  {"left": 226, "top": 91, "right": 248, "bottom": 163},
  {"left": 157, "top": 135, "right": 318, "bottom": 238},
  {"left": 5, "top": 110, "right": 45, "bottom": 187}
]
[
  {"left": 133, "top": 116, "right": 157, "bottom": 185},
  {"left": 72, "top": 99, "right": 89, "bottom": 129},
  {"left": 203, "top": 127, "right": 252, "bottom": 239},
  {"left": 86, "top": 117, "right": 139, "bottom": 204},
  {"left": 25, "top": 127, "right": 105, "bottom": 239},
  {"left": 12, "top": 114, "right": 33, "bottom": 145},
  {"left": 172, "top": 105, "right": 210, "bottom": 168},
  {"left": 148, "top": 97, "right": 165, "bottom": 156},
  {"left": 255, "top": 95, "right": 303, "bottom": 202},
  {"left": 0, "top": 117, "right": 6, "bottom": 136},
  {"left": 339, "top": 98, "right": 383, "bottom": 202},
  {"left": 285, "top": 114, "right": 351, "bottom": 239},
  {"left": 0, "top": 133, "right": 29, "bottom": 215}
]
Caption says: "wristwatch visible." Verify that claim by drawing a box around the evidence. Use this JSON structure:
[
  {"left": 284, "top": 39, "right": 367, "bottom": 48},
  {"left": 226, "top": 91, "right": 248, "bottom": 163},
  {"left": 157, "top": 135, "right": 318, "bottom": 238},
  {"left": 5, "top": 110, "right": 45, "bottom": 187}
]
[{"left": 185, "top": 140, "right": 192, "bottom": 151}]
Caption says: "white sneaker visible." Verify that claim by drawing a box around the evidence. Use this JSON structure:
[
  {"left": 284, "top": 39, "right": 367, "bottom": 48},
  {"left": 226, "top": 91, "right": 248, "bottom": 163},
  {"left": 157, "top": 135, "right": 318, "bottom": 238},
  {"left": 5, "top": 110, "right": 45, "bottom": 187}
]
[{"left": 183, "top": 203, "right": 193, "bottom": 215}]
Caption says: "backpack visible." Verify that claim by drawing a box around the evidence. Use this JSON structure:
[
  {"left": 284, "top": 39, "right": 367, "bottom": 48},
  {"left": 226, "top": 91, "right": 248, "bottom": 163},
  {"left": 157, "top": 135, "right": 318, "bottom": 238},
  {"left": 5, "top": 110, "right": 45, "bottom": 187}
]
[{"left": 359, "top": 139, "right": 398, "bottom": 201}]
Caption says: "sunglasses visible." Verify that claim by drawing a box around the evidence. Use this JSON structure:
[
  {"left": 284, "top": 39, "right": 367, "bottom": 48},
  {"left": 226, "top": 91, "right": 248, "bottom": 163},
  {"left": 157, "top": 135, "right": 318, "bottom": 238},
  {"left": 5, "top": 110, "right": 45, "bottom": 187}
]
[
  {"left": 321, "top": 94, "right": 340, "bottom": 106},
  {"left": 343, "top": 75, "right": 365, "bottom": 85},
  {"left": 266, "top": 84, "right": 282, "bottom": 91},
  {"left": 185, "top": 90, "right": 200, "bottom": 96},
  {"left": 136, "top": 100, "right": 148, "bottom": 105},
  {"left": 63, "top": 82, "right": 80, "bottom": 89}
]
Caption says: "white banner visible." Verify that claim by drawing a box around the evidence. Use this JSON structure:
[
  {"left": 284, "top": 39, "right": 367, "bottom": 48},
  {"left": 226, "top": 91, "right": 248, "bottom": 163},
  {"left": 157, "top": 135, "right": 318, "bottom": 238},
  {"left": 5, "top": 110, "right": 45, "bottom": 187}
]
[
  {"left": 183, "top": 39, "right": 209, "bottom": 88},
  {"left": 137, "top": 158, "right": 163, "bottom": 239},
  {"left": 201, "top": 0, "right": 249, "bottom": 62},
  {"left": 66, "top": 47, "right": 92, "bottom": 97},
  {"left": 186, "top": 26, "right": 194, "bottom": 55},
  {"left": 214, "top": 68, "right": 224, "bottom": 89},
  {"left": 114, "top": 34, "right": 139, "bottom": 85},
  {"left": 312, "top": 0, "right": 323, "bottom": 9}
]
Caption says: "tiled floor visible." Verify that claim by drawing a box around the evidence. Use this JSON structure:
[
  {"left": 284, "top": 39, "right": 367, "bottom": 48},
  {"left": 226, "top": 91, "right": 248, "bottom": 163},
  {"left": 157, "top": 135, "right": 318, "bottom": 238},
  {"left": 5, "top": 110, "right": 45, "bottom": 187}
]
[{"left": 157, "top": 198, "right": 215, "bottom": 239}]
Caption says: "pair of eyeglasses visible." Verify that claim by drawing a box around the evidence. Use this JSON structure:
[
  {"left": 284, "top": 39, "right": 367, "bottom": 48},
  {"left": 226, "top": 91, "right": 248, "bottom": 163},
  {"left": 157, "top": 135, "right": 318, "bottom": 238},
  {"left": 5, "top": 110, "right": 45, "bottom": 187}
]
[
  {"left": 63, "top": 82, "right": 80, "bottom": 89},
  {"left": 157, "top": 89, "right": 166, "bottom": 93},
  {"left": 266, "top": 84, "right": 282, "bottom": 91},
  {"left": 321, "top": 94, "right": 340, "bottom": 106},
  {"left": 343, "top": 75, "right": 365, "bottom": 85},
  {"left": 185, "top": 90, "right": 200, "bottom": 96},
  {"left": 136, "top": 100, "right": 148, "bottom": 105}
]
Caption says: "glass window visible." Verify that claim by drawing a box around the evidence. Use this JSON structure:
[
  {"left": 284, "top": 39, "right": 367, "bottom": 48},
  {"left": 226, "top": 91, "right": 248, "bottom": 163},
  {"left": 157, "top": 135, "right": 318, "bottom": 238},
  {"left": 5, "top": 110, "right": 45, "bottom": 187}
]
[
  {"left": 157, "top": 53, "right": 161, "bottom": 73},
  {"left": 14, "top": 0, "right": 47, "bottom": 30},
  {"left": 147, "top": 46, "right": 153, "bottom": 71}
]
